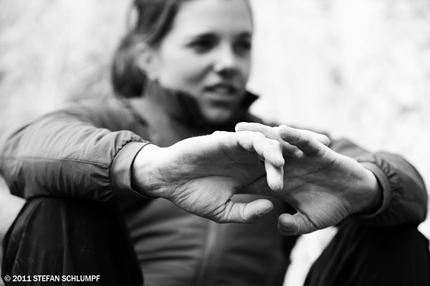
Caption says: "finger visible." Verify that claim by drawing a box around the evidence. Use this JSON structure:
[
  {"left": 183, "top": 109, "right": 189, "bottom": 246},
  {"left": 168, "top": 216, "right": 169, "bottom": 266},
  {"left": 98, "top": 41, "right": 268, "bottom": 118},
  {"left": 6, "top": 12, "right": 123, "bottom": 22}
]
[
  {"left": 237, "top": 131, "right": 285, "bottom": 168},
  {"left": 221, "top": 199, "right": 274, "bottom": 223},
  {"left": 236, "top": 131, "right": 284, "bottom": 191},
  {"left": 237, "top": 122, "right": 330, "bottom": 146},
  {"left": 264, "top": 160, "right": 284, "bottom": 192},
  {"left": 235, "top": 122, "right": 279, "bottom": 140},
  {"left": 237, "top": 122, "right": 299, "bottom": 154},
  {"left": 277, "top": 212, "right": 317, "bottom": 236},
  {"left": 277, "top": 125, "right": 324, "bottom": 156},
  {"left": 301, "top": 130, "right": 330, "bottom": 146},
  {"left": 250, "top": 135, "right": 285, "bottom": 191}
]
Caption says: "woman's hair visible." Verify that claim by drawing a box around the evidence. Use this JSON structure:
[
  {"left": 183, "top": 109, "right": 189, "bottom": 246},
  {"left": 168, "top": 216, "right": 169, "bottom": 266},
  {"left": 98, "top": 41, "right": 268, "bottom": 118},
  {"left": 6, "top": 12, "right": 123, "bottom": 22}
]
[{"left": 111, "top": 0, "right": 188, "bottom": 98}]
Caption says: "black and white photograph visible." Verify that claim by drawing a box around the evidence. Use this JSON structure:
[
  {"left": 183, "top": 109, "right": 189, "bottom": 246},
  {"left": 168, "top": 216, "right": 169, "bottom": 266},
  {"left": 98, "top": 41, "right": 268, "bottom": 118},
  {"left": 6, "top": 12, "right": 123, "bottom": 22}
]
[{"left": 0, "top": 0, "right": 429, "bottom": 285}]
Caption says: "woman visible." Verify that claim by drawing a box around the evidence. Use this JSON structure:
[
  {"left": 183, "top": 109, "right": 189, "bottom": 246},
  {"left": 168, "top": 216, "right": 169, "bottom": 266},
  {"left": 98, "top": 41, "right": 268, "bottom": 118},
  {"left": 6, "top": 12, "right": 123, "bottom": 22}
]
[{"left": 1, "top": 0, "right": 429, "bottom": 285}]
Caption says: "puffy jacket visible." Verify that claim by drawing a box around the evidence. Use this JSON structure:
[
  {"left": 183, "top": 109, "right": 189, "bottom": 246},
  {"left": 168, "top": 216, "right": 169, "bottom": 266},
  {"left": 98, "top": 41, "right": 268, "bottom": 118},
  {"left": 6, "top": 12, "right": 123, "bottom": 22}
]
[{"left": 0, "top": 82, "right": 427, "bottom": 286}]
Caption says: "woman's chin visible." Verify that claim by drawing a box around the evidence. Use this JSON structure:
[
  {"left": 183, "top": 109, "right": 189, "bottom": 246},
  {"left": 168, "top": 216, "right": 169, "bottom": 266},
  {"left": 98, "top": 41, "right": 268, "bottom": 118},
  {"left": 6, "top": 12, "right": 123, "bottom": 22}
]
[{"left": 202, "top": 109, "right": 235, "bottom": 126}]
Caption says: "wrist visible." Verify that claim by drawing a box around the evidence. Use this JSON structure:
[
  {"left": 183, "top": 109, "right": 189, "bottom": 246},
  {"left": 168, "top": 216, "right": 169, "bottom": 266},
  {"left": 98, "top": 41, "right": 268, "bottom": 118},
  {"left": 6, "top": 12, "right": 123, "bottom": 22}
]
[
  {"left": 131, "top": 144, "right": 165, "bottom": 198},
  {"left": 353, "top": 169, "right": 383, "bottom": 215},
  {"left": 110, "top": 142, "right": 154, "bottom": 201}
]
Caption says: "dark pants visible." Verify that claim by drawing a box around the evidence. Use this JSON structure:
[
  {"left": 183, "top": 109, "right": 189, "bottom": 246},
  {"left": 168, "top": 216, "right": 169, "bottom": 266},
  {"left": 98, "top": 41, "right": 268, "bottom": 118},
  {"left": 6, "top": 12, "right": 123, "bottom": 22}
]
[
  {"left": 305, "top": 219, "right": 430, "bottom": 286},
  {"left": 3, "top": 199, "right": 430, "bottom": 286},
  {"left": 2, "top": 198, "right": 143, "bottom": 286}
]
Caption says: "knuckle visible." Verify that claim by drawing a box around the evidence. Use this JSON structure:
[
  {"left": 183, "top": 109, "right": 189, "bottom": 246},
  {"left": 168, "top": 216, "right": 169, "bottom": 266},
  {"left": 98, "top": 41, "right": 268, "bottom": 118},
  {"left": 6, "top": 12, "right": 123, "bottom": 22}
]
[{"left": 213, "top": 130, "right": 227, "bottom": 137}]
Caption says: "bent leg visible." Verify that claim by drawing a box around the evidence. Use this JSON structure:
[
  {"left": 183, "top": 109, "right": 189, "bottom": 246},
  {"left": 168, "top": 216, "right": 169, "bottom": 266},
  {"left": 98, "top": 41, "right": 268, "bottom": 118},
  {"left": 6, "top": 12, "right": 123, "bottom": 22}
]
[
  {"left": 304, "top": 219, "right": 430, "bottom": 286},
  {"left": 2, "top": 198, "right": 143, "bottom": 286}
]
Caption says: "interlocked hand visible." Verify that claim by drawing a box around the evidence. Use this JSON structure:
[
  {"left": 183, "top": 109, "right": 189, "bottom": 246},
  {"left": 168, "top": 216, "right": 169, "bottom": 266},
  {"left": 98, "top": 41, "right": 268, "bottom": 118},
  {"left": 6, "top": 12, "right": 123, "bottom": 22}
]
[
  {"left": 236, "top": 122, "right": 380, "bottom": 235},
  {"left": 132, "top": 130, "right": 285, "bottom": 223}
]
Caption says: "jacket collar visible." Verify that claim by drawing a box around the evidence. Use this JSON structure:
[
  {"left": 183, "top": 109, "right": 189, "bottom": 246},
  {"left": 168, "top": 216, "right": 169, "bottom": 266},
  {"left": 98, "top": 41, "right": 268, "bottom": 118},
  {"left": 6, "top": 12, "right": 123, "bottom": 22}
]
[{"left": 141, "top": 81, "right": 259, "bottom": 132}]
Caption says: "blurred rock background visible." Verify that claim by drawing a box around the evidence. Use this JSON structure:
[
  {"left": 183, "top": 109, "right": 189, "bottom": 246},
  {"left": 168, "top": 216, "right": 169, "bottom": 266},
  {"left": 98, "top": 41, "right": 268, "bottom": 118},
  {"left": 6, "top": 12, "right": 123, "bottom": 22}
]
[{"left": 0, "top": 0, "right": 429, "bottom": 285}]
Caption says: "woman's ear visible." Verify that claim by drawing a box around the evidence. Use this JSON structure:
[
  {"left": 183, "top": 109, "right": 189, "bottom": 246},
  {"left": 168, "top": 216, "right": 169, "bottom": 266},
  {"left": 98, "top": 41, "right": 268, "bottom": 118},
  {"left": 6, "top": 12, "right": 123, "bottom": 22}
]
[{"left": 135, "top": 42, "right": 159, "bottom": 81}]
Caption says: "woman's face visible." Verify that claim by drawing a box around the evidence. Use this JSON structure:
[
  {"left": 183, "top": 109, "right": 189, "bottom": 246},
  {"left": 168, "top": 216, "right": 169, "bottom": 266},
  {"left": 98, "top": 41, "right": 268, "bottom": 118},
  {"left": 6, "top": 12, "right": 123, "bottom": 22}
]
[{"left": 147, "top": 0, "right": 253, "bottom": 124}]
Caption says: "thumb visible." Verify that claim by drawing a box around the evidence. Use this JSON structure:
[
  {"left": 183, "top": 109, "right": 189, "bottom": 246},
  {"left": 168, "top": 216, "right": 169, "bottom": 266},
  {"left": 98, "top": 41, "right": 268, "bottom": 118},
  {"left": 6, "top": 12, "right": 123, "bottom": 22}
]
[
  {"left": 220, "top": 199, "right": 274, "bottom": 223},
  {"left": 277, "top": 212, "right": 317, "bottom": 236}
]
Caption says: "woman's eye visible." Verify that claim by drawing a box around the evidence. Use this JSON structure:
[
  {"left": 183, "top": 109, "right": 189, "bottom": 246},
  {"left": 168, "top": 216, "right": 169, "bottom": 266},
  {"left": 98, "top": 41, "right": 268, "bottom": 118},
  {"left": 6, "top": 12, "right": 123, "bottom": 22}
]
[
  {"left": 189, "top": 39, "right": 214, "bottom": 53},
  {"left": 235, "top": 40, "right": 252, "bottom": 55}
]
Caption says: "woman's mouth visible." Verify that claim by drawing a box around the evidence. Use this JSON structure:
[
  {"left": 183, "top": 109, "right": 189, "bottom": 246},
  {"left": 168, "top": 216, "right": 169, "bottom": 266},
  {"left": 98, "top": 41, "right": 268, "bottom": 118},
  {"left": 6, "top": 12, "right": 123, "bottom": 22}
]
[{"left": 204, "top": 84, "right": 239, "bottom": 101}]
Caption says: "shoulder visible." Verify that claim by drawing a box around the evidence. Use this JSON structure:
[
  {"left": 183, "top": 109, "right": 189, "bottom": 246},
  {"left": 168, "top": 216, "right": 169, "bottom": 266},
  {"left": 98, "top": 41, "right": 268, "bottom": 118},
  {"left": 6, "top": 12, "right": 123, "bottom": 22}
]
[{"left": 51, "top": 97, "right": 139, "bottom": 132}]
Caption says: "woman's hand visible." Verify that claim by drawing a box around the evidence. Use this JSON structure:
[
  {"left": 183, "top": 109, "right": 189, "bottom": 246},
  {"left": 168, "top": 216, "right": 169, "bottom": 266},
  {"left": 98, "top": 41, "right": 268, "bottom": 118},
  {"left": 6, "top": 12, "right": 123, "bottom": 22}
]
[
  {"left": 236, "top": 122, "right": 381, "bottom": 236},
  {"left": 131, "top": 131, "right": 285, "bottom": 223}
]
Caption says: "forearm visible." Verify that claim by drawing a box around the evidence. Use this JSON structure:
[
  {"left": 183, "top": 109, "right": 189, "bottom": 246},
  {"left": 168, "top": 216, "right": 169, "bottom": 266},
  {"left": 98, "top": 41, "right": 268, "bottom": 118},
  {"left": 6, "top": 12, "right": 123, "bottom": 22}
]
[{"left": 0, "top": 109, "right": 147, "bottom": 201}]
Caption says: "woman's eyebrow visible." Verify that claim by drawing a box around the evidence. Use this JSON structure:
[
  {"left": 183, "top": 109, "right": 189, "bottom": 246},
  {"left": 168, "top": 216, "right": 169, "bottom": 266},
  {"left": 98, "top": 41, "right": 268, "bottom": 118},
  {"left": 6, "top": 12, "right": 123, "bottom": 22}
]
[
  {"left": 183, "top": 33, "right": 217, "bottom": 43},
  {"left": 182, "top": 31, "right": 252, "bottom": 44}
]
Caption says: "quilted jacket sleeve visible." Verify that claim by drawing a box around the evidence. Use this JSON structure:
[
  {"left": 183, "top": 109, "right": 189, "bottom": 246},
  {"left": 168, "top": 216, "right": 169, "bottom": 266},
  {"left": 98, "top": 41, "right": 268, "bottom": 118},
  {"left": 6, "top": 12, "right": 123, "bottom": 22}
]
[
  {"left": 330, "top": 138, "right": 428, "bottom": 226},
  {"left": 0, "top": 99, "right": 150, "bottom": 202}
]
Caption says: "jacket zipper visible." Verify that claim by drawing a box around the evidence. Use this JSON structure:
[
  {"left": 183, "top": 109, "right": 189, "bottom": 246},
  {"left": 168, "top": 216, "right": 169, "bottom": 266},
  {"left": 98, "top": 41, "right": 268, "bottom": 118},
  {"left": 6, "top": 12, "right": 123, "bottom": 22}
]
[{"left": 195, "top": 220, "right": 219, "bottom": 286}]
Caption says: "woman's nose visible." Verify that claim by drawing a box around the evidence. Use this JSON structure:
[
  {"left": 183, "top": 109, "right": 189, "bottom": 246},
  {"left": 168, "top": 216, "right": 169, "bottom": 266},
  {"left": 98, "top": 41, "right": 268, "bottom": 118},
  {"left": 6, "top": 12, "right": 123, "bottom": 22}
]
[{"left": 213, "top": 46, "right": 240, "bottom": 76}]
